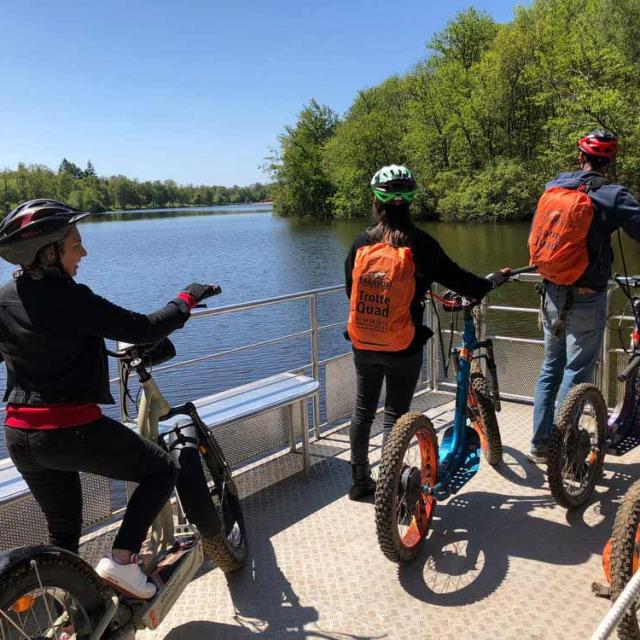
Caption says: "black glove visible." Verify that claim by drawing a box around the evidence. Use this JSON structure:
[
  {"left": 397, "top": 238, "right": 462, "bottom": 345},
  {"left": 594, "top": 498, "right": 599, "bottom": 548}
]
[
  {"left": 440, "top": 289, "right": 467, "bottom": 311},
  {"left": 485, "top": 268, "right": 512, "bottom": 290},
  {"left": 181, "top": 283, "right": 222, "bottom": 303},
  {"left": 441, "top": 289, "right": 459, "bottom": 304}
]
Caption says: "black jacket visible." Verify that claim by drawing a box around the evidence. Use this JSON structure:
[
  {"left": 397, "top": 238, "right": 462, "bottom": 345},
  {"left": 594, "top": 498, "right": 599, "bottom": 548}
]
[
  {"left": 345, "top": 226, "right": 492, "bottom": 354},
  {"left": 0, "top": 274, "right": 190, "bottom": 405}
]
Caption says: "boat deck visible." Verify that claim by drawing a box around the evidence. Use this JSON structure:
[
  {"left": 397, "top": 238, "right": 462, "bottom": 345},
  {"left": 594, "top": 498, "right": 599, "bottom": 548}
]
[{"left": 81, "top": 391, "right": 638, "bottom": 639}]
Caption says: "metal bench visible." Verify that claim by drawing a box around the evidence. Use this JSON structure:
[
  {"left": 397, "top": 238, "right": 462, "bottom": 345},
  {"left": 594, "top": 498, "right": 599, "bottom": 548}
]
[
  {"left": 0, "top": 371, "right": 319, "bottom": 551},
  {"left": 158, "top": 372, "right": 320, "bottom": 477}
]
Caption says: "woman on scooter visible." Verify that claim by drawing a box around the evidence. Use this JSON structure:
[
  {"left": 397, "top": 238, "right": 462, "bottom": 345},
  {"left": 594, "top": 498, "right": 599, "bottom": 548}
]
[
  {"left": 345, "top": 165, "right": 508, "bottom": 500},
  {"left": 0, "top": 199, "right": 218, "bottom": 599}
]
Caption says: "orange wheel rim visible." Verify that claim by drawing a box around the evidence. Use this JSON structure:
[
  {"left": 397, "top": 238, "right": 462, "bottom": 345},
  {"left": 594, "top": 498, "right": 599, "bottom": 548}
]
[
  {"left": 400, "top": 427, "right": 437, "bottom": 549},
  {"left": 603, "top": 538, "right": 613, "bottom": 584},
  {"left": 469, "top": 391, "right": 489, "bottom": 454},
  {"left": 633, "top": 526, "right": 640, "bottom": 574}
]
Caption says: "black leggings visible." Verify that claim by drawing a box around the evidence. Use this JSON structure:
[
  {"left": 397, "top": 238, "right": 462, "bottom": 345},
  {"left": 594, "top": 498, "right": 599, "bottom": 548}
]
[
  {"left": 5, "top": 416, "right": 178, "bottom": 555},
  {"left": 350, "top": 348, "right": 423, "bottom": 466}
]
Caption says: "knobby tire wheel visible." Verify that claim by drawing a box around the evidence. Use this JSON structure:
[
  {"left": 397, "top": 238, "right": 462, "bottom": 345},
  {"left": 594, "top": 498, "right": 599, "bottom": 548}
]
[
  {"left": 469, "top": 367, "right": 503, "bottom": 465},
  {"left": 199, "top": 441, "right": 247, "bottom": 572},
  {"left": 0, "top": 551, "right": 106, "bottom": 640},
  {"left": 610, "top": 479, "right": 640, "bottom": 640},
  {"left": 375, "top": 412, "right": 438, "bottom": 564},
  {"left": 176, "top": 435, "right": 247, "bottom": 573},
  {"left": 548, "top": 383, "right": 607, "bottom": 509}
]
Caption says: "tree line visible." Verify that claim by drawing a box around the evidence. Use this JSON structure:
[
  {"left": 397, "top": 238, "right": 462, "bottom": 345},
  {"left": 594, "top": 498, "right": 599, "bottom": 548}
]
[
  {"left": 268, "top": 0, "right": 640, "bottom": 221},
  {"left": 0, "top": 159, "right": 272, "bottom": 217}
]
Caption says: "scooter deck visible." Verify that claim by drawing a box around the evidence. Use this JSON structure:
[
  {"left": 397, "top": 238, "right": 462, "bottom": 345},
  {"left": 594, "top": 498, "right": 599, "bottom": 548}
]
[
  {"left": 607, "top": 432, "right": 640, "bottom": 456},
  {"left": 133, "top": 534, "right": 204, "bottom": 631},
  {"left": 439, "top": 425, "right": 481, "bottom": 494}
]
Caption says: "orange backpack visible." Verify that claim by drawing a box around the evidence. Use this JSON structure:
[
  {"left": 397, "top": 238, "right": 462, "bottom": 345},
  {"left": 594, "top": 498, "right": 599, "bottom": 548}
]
[
  {"left": 347, "top": 242, "right": 416, "bottom": 351},
  {"left": 528, "top": 178, "right": 607, "bottom": 285}
]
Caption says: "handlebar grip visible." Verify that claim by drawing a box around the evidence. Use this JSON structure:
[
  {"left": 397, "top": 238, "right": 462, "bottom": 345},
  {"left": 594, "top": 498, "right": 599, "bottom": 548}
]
[
  {"left": 618, "top": 354, "right": 640, "bottom": 382},
  {"left": 613, "top": 274, "right": 640, "bottom": 288},
  {"left": 510, "top": 265, "right": 537, "bottom": 276}
]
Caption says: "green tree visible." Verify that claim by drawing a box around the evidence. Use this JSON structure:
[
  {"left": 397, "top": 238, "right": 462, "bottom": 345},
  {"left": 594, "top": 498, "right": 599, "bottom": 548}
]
[
  {"left": 84, "top": 160, "right": 97, "bottom": 178},
  {"left": 0, "top": 162, "right": 272, "bottom": 218},
  {"left": 277, "top": 0, "right": 640, "bottom": 220},
  {"left": 324, "top": 77, "right": 412, "bottom": 219},
  {"left": 58, "top": 158, "right": 84, "bottom": 180},
  {"left": 267, "top": 99, "right": 339, "bottom": 218}
]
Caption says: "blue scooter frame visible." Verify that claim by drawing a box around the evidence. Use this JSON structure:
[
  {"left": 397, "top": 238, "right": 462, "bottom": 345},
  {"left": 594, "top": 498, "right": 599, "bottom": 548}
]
[
  {"left": 426, "top": 295, "right": 500, "bottom": 501},
  {"left": 375, "top": 266, "right": 534, "bottom": 564}
]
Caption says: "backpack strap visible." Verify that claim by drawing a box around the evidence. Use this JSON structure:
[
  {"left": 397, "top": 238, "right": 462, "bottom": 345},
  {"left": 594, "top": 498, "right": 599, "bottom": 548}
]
[{"left": 578, "top": 175, "right": 610, "bottom": 193}]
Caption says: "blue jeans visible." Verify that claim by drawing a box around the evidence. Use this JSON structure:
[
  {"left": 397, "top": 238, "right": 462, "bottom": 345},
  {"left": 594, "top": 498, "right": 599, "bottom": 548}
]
[{"left": 531, "top": 283, "right": 607, "bottom": 453}]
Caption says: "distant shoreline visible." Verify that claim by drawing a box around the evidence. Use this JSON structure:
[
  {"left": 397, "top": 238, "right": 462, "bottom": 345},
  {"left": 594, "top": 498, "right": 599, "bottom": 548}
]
[
  {"left": 100, "top": 201, "right": 273, "bottom": 215},
  {"left": 87, "top": 202, "right": 274, "bottom": 222}
]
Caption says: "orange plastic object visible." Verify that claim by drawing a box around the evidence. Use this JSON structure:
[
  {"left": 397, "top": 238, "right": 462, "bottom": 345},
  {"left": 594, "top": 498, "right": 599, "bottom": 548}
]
[
  {"left": 10, "top": 594, "right": 36, "bottom": 613},
  {"left": 602, "top": 538, "right": 613, "bottom": 583},
  {"left": 602, "top": 526, "right": 640, "bottom": 584}
]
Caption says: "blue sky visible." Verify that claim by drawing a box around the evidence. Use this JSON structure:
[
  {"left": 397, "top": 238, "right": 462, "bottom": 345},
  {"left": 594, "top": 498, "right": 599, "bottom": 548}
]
[{"left": 1, "top": 1, "right": 524, "bottom": 187}]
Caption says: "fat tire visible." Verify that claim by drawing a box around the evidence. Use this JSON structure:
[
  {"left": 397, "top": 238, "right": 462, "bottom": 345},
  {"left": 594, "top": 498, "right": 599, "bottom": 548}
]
[
  {"left": 610, "top": 478, "right": 640, "bottom": 640},
  {"left": 548, "top": 383, "right": 607, "bottom": 510},
  {"left": 375, "top": 412, "right": 438, "bottom": 564},
  {"left": 176, "top": 446, "right": 247, "bottom": 573},
  {"left": 469, "top": 368, "right": 503, "bottom": 465},
  {"left": 0, "top": 551, "right": 106, "bottom": 640}
]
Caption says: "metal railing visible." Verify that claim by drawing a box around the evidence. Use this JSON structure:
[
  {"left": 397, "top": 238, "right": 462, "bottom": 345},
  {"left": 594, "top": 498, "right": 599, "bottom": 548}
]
[
  {"left": 109, "top": 274, "right": 636, "bottom": 432},
  {"left": 425, "top": 272, "right": 635, "bottom": 407},
  {"left": 591, "top": 569, "right": 640, "bottom": 639},
  {"left": 2, "top": 274, "right": 633, "bottom": 428},
  {"left": 114, "top": 284, "right": 347, "bottom": 437}
]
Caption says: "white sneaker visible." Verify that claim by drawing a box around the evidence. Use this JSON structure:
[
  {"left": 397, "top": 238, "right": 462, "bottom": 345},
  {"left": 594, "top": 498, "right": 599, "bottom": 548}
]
[{"left": 95, "top": 554, "right": 157, "bottom": 599}]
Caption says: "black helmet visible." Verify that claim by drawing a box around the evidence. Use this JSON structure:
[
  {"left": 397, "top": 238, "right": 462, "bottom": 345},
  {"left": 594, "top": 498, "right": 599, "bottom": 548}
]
[{"left": 0, "top": 199, "right": 91, "bottom": 265}]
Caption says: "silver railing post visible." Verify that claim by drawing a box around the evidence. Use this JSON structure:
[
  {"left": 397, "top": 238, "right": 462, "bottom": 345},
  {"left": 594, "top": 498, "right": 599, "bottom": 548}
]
[
  {"left": 427, "top": 298, "right": 439, "bottom": 391},
  {"left": 601, "top": 285, "right": 616, "bottom": 404},
  {"left": 424, "top": 298, "right": 433, "bottom": 388},
  {"left": 591, "top": 568, "right": 640, "bottom": 639},
  {"left": 309, "top": 293, "right": 321, "bottom": 438}
]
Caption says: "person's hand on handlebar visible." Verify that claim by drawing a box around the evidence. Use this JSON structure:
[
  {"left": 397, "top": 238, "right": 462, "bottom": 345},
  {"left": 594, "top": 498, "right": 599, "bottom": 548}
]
[
  {"left": 182, "top": 283, "right": 222, "bottom": 301},
  {"left": 177, "top": 283, "right": 222, "bottom": 310},
  {"left": 485, "top": 268, "right": 512, "bottom": 290},
  {"left": 439, "top": 289, "right": 476, "bottom": 311}
]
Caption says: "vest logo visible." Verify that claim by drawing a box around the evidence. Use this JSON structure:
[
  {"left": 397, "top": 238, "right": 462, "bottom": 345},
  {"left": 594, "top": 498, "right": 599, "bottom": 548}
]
[{"left": 359, "top": 271, "right": 392, "bottom": 289}]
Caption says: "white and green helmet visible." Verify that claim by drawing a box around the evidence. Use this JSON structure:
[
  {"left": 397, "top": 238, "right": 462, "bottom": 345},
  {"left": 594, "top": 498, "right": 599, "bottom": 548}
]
[{"left": 370, "top": 165, "right": 417, "bottom": 203}]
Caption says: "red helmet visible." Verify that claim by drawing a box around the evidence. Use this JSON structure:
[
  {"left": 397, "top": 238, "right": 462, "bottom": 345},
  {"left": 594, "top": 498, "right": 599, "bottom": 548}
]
[{"left": 577, "top": 129, "right": 618, "bottom": 159}]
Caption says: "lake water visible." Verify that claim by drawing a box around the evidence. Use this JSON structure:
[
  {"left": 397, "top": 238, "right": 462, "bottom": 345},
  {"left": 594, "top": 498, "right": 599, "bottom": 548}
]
[{"left": 0, "top": 203, "right": 638, "bottom": 452}]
